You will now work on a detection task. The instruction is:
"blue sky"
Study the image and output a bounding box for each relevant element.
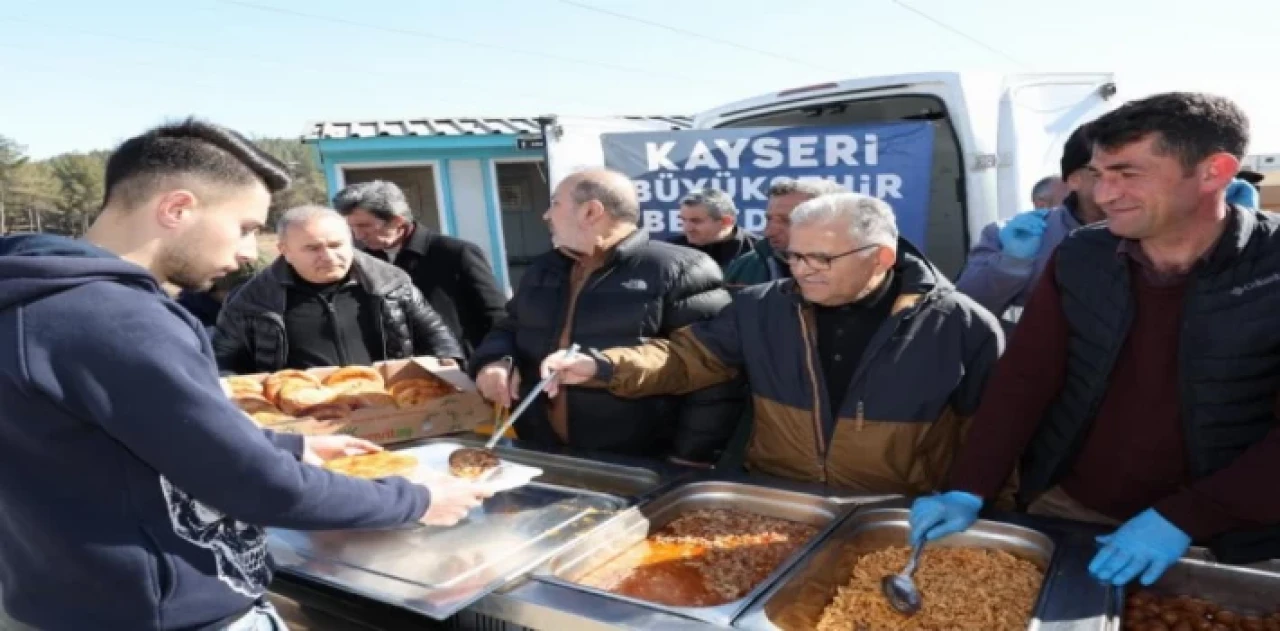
[3,0,1277,158]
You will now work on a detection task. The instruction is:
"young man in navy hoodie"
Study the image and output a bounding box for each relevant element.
[0,119,491,631]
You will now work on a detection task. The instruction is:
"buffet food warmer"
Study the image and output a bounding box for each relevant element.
[267,436,675,620]
[1114,552,1280,631]
[532,480,860,627]
[735,505,1069,630]
[267,437,1280,631]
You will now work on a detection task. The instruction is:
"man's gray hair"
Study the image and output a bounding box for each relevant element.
[332,180,414,222]
[276,204,347,237]
[1031,176,1062,205]
[789,193,899,248]
[768,176,849,200]
[680,187,738,221]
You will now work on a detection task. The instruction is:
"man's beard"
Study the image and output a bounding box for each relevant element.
[157,243,216,292]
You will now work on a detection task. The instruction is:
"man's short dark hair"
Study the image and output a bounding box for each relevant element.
[332,180,414,222]
[680,187,738,221]
[1059,123,1092,179]
[104,117,291,209]
[1088,92,1250,172]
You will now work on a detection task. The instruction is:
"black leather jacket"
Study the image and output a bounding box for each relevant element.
[470,229,745,463]
[212,251,464,375]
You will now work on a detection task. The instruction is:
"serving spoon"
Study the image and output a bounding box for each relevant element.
[881,539,926,615]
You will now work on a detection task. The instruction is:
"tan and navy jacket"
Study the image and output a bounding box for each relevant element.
[593,240,1006,495]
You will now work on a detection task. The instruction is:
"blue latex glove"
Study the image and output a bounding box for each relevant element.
[1226,178,1260,208]
[908,491,984,546]
[998,209,1050,260]
[1088,509,1191,587]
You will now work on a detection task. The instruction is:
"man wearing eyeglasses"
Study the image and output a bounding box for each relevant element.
[723,177,848,288]
[540,192,1005,494]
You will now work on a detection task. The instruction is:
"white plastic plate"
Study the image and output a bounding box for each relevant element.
[410,442,542,493]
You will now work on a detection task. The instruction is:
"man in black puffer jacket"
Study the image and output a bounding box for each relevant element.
[213,206,463,374]
[471,169,744,466]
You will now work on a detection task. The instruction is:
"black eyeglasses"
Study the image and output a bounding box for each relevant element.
[779,243,879,270]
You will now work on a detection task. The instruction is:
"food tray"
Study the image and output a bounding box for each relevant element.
[1116,552,1280,630]
[225,357,488,444]
[532,480,851,627]
[267,444,626,620]
[734,506,1060,631]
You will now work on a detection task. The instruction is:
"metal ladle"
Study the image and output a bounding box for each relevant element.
[484,343,581,450]
[881,540,926,615]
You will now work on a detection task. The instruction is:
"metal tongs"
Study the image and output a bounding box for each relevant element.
[483,343,581,451]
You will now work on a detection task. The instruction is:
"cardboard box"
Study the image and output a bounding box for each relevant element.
[222,357,488,445]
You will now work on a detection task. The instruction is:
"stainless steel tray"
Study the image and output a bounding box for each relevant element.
[1111,550,1280,628]
[734,507,1058,631]
[267,444,627,621]
[532,480,851,627]
[413,435,664,499]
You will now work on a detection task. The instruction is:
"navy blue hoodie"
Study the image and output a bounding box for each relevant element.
[0,234,430,630]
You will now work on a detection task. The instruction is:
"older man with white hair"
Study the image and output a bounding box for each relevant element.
[213,205,463,375]
[541,192,1006,493]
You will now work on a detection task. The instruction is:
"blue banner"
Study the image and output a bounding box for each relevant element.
[602,122,935,245]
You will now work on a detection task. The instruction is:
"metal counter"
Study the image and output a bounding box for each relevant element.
[269,440,1279,630]
[462,497,1118,631]
[268,436,681,621]
[272,469,899,629]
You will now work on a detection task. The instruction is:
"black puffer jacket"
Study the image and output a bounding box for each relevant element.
[213,251,463,375]
[470,229,745,462]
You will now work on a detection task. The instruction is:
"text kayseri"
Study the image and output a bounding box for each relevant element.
[644,133,881,171]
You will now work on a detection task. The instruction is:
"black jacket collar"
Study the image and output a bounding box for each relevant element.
[242,250,410,315]
[1202,205,1253,274]
[551,228,649,272]
[400,221,433,257]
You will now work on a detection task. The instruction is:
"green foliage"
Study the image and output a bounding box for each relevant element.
[48,153,106,232]
[253,137,329,230]
[0,136,29,182]
[0,134,326,235]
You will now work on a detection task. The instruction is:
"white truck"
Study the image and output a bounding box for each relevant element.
[541,71,1121,277]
